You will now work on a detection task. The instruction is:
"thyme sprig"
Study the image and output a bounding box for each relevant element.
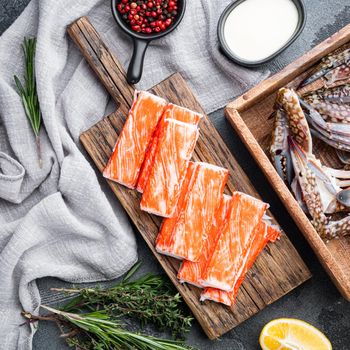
[23,307,196,350]
[14,37,42,167]
[51,263,193,338]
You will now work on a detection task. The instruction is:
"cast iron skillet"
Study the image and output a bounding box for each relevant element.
[217,0,306,67]
[111,0,186,84]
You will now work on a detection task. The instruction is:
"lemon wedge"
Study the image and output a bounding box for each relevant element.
[259,318,332,350]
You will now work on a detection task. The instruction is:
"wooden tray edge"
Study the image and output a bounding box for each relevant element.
[225,106,350,301]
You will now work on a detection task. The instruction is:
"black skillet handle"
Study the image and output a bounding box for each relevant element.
[127,38,150,84]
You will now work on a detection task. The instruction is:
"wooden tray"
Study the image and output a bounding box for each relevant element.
[226,24,350,301]
[68,16,311,339]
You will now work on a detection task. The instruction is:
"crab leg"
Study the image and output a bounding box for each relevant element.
[324,215,350,239]
[323,167,350,188]
[292,134,350,212]
[306,159,347,210]
[336,180,350,188]
[336,150,350,164]
[323,83,350,104]
[277,88,313,153]
[297,98,350,151]
[301,98,350,136]
[269,109,294,185]
[303,84,350,104]
[296,99,350,182]
[306,116,350,146]
[299,47,350,88]
[310,128,350,152]
[308,100,350,123]
[309,123,350,148]
[324,167,350,179]
[288,137,329,233]
[291,177,309,214]
[324,64,350,86]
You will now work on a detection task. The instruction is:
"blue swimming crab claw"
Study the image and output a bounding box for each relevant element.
[277,88,313,154]
[269,109,294,185]
[289,136,350,239]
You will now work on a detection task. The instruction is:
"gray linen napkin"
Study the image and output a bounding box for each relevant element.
[0,0,268,349]
[0,1,139,349]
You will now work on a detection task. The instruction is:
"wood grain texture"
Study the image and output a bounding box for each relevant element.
[226,24,350,300]
[68,16,311,339]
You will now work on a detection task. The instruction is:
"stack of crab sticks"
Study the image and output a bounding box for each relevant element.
[104,91,280,307]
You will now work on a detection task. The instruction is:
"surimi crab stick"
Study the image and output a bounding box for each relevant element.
[137,104,203,193]
[167,163,228,261]
[200,223,280,306]
[156,162,198,254]
[103,91,167,188]
[155,162,229,261]
[177,194,232,287]
[140,118,199,217]
[200,192,268,292]
[232,224,280,296]
[102,89,280,308]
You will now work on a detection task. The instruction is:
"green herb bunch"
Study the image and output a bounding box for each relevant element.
[31,306,196,350]
[53,263,193,338]
[22,263,196,350]
[14,37,43,167]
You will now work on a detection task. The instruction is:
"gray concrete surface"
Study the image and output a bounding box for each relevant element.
[1,1,350,349]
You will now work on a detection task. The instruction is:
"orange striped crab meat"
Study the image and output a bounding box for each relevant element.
[200,192,268,292]
[200,223,280,306]
[177,194,232,287]
[140,118,199,217]
[156,161,198,253]
[155,162,229,261]
[103,91,167,188]
[137,104,203,192]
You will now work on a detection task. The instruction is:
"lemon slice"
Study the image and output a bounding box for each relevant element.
[259,318,332,350]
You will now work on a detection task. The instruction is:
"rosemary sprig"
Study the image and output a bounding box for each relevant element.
[23,306,196,350]
[14,37,42,167]
[52,263,193,338]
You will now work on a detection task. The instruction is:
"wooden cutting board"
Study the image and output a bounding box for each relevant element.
[225,24,350,301]
[68,16,311,339]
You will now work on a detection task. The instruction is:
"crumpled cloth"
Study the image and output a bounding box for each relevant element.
[0,0,268,348]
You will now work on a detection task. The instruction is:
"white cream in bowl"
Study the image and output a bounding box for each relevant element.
[223,0,300,62]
